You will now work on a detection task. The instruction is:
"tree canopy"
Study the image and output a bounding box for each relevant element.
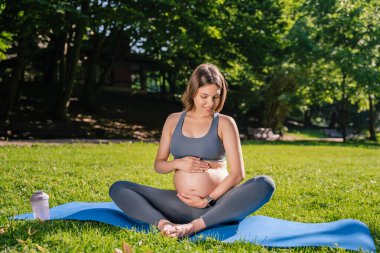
[0,0,379,141]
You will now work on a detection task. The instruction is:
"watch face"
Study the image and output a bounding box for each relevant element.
[208,198,216,206]
[206,196,216,207]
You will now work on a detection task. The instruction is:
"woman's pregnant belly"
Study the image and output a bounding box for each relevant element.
[174,168,229,198]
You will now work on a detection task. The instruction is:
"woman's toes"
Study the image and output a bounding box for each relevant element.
[162,225,173,235]
[174,223,194,238]
[168,231,179,238]
[161,222,182,238]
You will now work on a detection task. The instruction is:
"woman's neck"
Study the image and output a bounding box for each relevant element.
[187,109,213,119]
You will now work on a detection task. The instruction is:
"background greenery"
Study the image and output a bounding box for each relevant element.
[0,0,379,141]
[0,142,379,252]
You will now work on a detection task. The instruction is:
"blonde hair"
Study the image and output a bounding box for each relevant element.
[182,63,228,112]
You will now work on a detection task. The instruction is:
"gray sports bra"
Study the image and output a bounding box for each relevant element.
[170,111,226,161]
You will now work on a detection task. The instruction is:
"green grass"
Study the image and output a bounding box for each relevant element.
[285,129,328,140]
[0,142,379,252]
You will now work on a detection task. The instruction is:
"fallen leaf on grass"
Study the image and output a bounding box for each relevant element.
[0,227,7,234]
[27,227,38,236]
[114,248,123,253]
[36,244,47,252]
[122,241,133,253]
[16,238,26,244]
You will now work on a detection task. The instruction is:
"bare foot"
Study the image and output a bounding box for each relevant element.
[171,218,207,238]
[157,219,178,237]
[172,223,195,238]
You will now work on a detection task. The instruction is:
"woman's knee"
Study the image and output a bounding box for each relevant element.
[247,175,276,194]
[258,175,276,190]
[109,180,132,199]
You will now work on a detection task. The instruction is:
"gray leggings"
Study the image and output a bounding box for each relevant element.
[109,175,275,228]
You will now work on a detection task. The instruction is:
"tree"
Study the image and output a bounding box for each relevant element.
[54,1,89,119]
[287,0,380,141]
[0,0,39,121]
[0,3,12,61]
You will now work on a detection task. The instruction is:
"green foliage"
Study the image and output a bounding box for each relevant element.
[0,0,378,134]
[288,0,380,109]
[0,142,379,252]
[0,31,12,60]
[0,3,12,60]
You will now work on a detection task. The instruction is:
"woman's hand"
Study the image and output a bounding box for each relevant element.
[177,193,208,208]
[176,156,210,173]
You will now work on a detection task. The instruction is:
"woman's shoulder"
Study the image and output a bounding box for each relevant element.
[217,113,236,127]
[166,111,184,123]
[217,113,238,138]
[163,111,184,131]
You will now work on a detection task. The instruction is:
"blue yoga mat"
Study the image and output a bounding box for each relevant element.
[13,202,376,252]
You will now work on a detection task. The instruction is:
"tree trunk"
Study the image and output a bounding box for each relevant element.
[304,109,312,128]
[340,72,347,141]
[140,66,147,91]
[168,70,177,100]
[0,37,28,121]
[45,28,68,112]
[43,40,59,88]
[329,111,337,128]
[82,33,105,111]
[368,94,377,141]
[160,71,167,99]
[97,29,127,88]
[57,28,68,104]
[56,2,88,119]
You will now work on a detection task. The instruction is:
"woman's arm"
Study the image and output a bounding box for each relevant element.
[154,114,178,174]
[208,116,245,200]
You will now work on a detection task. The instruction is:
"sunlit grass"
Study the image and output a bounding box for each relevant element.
[285,129,328,140]
[0,142,379,252]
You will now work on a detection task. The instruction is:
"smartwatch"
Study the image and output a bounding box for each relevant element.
[206,195,216,207]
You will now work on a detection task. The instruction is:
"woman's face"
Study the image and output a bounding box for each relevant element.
[193,84,221,116]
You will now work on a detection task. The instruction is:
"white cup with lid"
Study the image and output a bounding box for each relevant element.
[30,190,50,220]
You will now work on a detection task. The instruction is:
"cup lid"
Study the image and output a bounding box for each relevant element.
[30,190,49,202]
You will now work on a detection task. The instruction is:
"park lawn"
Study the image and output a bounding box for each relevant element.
[0,142,379,252]
[285,129,329,141]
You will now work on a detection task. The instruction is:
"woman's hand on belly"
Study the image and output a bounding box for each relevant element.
[175,156,210,173]
[177,192,207,208]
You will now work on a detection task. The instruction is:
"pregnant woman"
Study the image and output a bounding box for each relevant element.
[109,63,275,238]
